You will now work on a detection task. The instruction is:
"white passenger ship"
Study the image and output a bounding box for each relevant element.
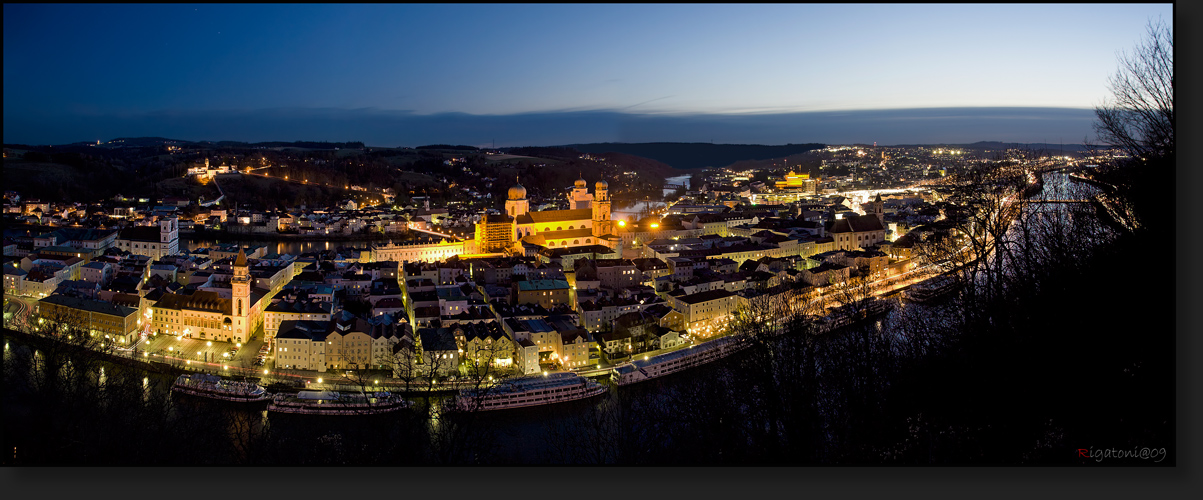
[446,372,608,412]
[267,390,411,415]
[611,334,751,386]
[172,374,269,403]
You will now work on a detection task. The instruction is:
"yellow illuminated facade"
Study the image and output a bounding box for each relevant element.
[774,171,812,189]
[476,177,619,254]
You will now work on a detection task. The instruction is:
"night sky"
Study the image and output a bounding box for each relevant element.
[3,4,1170,146]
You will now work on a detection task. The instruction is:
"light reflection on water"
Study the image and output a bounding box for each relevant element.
[664,174,691,196]
[184,238,380,256]
[612,200,667,221]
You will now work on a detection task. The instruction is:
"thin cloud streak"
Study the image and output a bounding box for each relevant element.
[622,96,675,111]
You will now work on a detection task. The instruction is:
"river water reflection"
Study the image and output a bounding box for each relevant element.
[610,174,691,221]
[184,238,384,256]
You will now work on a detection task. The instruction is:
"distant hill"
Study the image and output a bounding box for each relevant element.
[886,141,1092,152]
[415,144,478,151]
[591,151,676,178]
[104,137,193,147]
[562,142,826,170]
[501,146,580,160]
[205,140,365,150]
[52,137,368,150]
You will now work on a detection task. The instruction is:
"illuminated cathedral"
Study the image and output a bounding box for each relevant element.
[475,176,620,254]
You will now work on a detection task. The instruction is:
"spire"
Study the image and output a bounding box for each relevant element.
[234,247,247,267]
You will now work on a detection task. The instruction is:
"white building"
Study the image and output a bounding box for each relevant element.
[116,217,180,260]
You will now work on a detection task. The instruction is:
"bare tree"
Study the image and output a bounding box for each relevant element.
[457,326,518,386]
[1094,19,1173,163]
[388,339,424,393]
[1089,18,1173,235]
[925,158,1029,310]
[421,348,503,464]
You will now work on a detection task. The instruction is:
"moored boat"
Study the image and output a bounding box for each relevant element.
[267,390,410,415]
[611,334,750,386]
[172,374,269,402]
[904,275,960,303]
[813,296,896,334]
[446,372,608,412]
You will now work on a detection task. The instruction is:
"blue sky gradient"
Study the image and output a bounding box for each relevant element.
[3,4,1171,146]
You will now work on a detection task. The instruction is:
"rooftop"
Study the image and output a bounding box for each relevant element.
[516,279,570,291]
[39,293,137,317]
[677,289,736,305]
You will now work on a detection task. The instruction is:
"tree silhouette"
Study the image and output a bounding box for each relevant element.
[1093,19,1173,163]
[1089,18,1173,235]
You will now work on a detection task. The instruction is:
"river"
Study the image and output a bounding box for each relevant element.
[610,173,691,221]
[183,237,385,256]
[663,173,692,196]
[1041,170,1101,200]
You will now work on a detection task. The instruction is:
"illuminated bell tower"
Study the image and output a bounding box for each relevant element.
[870,194,884,225]
[159,216,179,257]
[504,179,529,218]
[231,248,251,343]
[592,180,614,237]
[569,174,594,209]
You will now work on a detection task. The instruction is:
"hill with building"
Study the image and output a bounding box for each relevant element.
[562,142,826,170]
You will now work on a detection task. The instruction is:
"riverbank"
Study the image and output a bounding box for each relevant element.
[182,228,407,243]
[3,327,176,375]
